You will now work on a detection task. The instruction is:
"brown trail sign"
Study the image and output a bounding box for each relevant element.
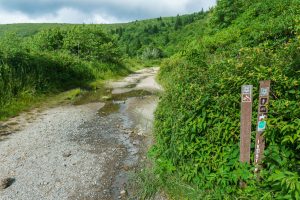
[240,85,253,164]
[254,80,271,172]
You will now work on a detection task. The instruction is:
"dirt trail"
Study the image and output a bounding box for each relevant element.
[0,67,162,200]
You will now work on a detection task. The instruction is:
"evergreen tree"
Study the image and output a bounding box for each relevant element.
[174,14,182,30]
[152,25,159,34]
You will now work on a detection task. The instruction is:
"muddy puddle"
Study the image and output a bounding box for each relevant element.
[72,86,112,105]
[74,87,154,116]
[98,90,154,116]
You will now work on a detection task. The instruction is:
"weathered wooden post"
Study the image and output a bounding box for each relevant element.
[239,85,253,188]
[240,85,253,163]
[254,80,271,172]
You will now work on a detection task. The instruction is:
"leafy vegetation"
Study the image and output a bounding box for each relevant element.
[0,25,130,120]
[153,0,300,199]
[0,23,69,37]
[107,11,207,58]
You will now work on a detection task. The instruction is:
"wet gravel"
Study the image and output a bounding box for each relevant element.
[0,67,162,200]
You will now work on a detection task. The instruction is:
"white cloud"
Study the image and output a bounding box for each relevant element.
[0,8,30,24]
[0,7,118,24]
[0,0,216,24]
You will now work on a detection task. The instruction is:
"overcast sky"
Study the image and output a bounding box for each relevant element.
[0,0,216,24]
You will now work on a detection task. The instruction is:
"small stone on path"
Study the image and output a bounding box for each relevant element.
[0,177,13,190]
[120,190,126,196]
[63,151,72,157]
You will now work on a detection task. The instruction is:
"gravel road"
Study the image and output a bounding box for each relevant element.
[0,67,162,200]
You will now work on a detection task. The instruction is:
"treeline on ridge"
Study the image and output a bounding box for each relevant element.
[108,11,207,58]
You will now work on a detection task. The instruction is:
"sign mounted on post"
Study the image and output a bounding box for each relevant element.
[240,85,253,164]
[254,80,271,170]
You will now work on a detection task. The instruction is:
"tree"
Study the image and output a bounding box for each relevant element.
[152,25,159,34]
[211,0,246,28]
[164,34,170,45]
[34,28,65,51]
[174,14,183,30]
[135,39,142,50]
[62,26,120,62]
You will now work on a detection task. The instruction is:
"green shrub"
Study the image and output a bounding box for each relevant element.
[154,0,300,198]
[0,25,125,119]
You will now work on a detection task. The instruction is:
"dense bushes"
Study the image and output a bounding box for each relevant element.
[33,26,122,63]
[154,0,300,198]
[0,26,123,118]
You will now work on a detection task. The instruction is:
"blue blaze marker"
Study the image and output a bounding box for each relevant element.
[257,121,266,131]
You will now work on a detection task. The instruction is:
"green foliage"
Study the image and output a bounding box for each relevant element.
[33,27,65,51]
[141,47,163,60]
[154,0,300,199]
[266,170,300,199]
[105,11,207,57]
[0,25,125,119]
[210,0,249,28]
[174,14,183,30]
[33,26,122,63]
[0,23,69,37]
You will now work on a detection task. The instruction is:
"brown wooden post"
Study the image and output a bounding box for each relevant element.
[240,85,253,164]
[254,80,271,172]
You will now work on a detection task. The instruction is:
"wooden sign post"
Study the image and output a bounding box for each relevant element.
[240,85,253,164]
[254,80,271,172]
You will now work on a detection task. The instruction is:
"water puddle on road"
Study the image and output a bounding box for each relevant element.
[98,102,121,116]
[98,89,156,199]
[98,90,153,116]
[73,86,112,105]
[72,68,160,199]
[74,87,153,116]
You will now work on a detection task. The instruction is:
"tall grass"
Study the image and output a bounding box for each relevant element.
[0,26,127,119]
